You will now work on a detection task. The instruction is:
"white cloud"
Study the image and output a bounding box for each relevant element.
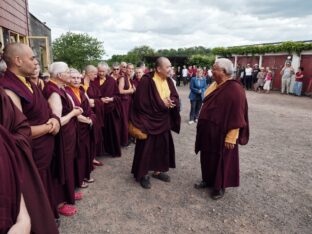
[28,0,312,58]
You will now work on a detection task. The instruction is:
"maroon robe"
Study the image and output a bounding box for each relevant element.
[195,80,249,190]
[86,81,105,157]
[42,81,77,205]
[130,72,181,181]
[119,75,133,145]
[132,78,141,89]
[0,70,59,218]
[0,127,21,233]
[95,75,122,157]
[65,86,96,187]
[0,87,58,234]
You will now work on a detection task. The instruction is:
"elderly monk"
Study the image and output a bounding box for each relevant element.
[66,68,96,187]
[130,57,181,189]
[0,87,59,233]
[132,67,144,89]
[0,43,61,219]
[96,62,122,157]
[119,63,135,146]
[43,62,83,216]
[195,58,249,200]
[83,65,105,166]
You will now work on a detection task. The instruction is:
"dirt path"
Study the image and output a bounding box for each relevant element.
[60,86,312,234]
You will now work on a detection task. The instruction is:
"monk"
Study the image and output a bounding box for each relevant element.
[130,57,181,189]
[83,65,105,165]
[0,87,58,233]
[195,58,249,200]
[66,68,96,187]
[0,43,61,219]
[118,63,135,146]
[43,62,83,216]
[30,64,45,90]
[132,67,144,88]
[96,62,122,157]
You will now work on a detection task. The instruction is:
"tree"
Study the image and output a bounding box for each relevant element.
[189,54,215,68]
[52,32,105,71]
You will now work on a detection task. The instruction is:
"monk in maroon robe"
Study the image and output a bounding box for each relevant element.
[132,67,144,89]
[118,63,135,146]
[83,65,105,164]
[195,58,249,200]
[66,68,96,187]
[130,57,181,189]
[42,62,82,215]
[0,43,61,219]
[0,87,58,233]
[96,63,122,157]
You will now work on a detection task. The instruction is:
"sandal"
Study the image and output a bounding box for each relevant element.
[74,191,83,200]
[84,178,95,183]
[58,205,77,216]
[80,181,88,188]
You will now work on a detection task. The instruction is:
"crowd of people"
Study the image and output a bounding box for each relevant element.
[235,62,305,96]
[0,43,250,234]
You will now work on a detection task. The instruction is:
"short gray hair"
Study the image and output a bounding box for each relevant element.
[0,60,7,73]
[85,65,97,73]
[49,62,69,78]
[98,62,109,70]
[215,58,234,76]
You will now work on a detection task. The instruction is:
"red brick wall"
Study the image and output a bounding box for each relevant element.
[0,0,28,35]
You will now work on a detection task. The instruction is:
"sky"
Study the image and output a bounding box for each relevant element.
[28,0,312,59]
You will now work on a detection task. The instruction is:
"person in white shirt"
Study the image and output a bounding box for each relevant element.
[244,64,253,90]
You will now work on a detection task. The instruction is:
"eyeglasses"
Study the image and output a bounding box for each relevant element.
[113,68,120,71]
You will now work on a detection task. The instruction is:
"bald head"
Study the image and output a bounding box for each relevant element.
[155,57,172,79]
[85,65,98,81]
[2,43,38,77]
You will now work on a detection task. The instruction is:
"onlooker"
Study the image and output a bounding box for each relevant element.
[182,65,188,86]
[263,69,273,93]
[293,67,304,96]
[280,61,295,94]
[188,68,207,124]
[252,64,260,90]
[254,67,266,92]
[244,64,253,90]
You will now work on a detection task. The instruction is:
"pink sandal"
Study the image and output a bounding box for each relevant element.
[58,204,77,216]
[74,191,83,200]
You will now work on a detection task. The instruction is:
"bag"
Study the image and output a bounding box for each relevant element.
[128,121,148,140]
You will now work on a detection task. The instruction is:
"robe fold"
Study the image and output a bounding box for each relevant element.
[86,81,105,157]
[66,86,96,186]
[43,81,77,205]
[0,87,58,234]
[0,70,59,218]
[130,72,181,180]
[195,80,249,190]
[95,76,122,157]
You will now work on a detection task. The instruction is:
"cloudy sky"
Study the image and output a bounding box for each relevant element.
[28,0,312,58]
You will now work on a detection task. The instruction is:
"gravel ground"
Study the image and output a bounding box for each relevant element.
[59,86,312,234]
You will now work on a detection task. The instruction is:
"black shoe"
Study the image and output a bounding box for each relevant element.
[211,188,225,200]
[140,175,151,189]
[194,181,209,189]
[152,172,170,182]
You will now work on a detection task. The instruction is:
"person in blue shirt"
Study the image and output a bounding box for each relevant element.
[188,68,208,124]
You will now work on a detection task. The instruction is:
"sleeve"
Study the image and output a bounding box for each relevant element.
[225,128,239,144]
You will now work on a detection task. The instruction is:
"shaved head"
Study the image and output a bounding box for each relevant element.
[155,57,170,69]
[155,57,172,79]
[85,65,97,74]
[2,43,38,77]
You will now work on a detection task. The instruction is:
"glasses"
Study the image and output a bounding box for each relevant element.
[113,68,120,71]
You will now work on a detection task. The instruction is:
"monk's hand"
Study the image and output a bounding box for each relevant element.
[168,99,176,108]
[89,99,95,107]
[224,142,235,150]
[163,98,171,108]
[47,118,60,135]
[72,106,83,116]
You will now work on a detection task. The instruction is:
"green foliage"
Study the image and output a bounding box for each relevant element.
[52,32,105,71]
[188,54,215,67]
[212,41,312,56]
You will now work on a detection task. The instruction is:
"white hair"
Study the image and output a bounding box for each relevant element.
[97,62,109,70]
[85,65,97,73]
[49,62,69,78]
[215,58,234,76]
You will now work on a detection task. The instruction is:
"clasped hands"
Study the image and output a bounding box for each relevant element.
[163,97,176,108]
